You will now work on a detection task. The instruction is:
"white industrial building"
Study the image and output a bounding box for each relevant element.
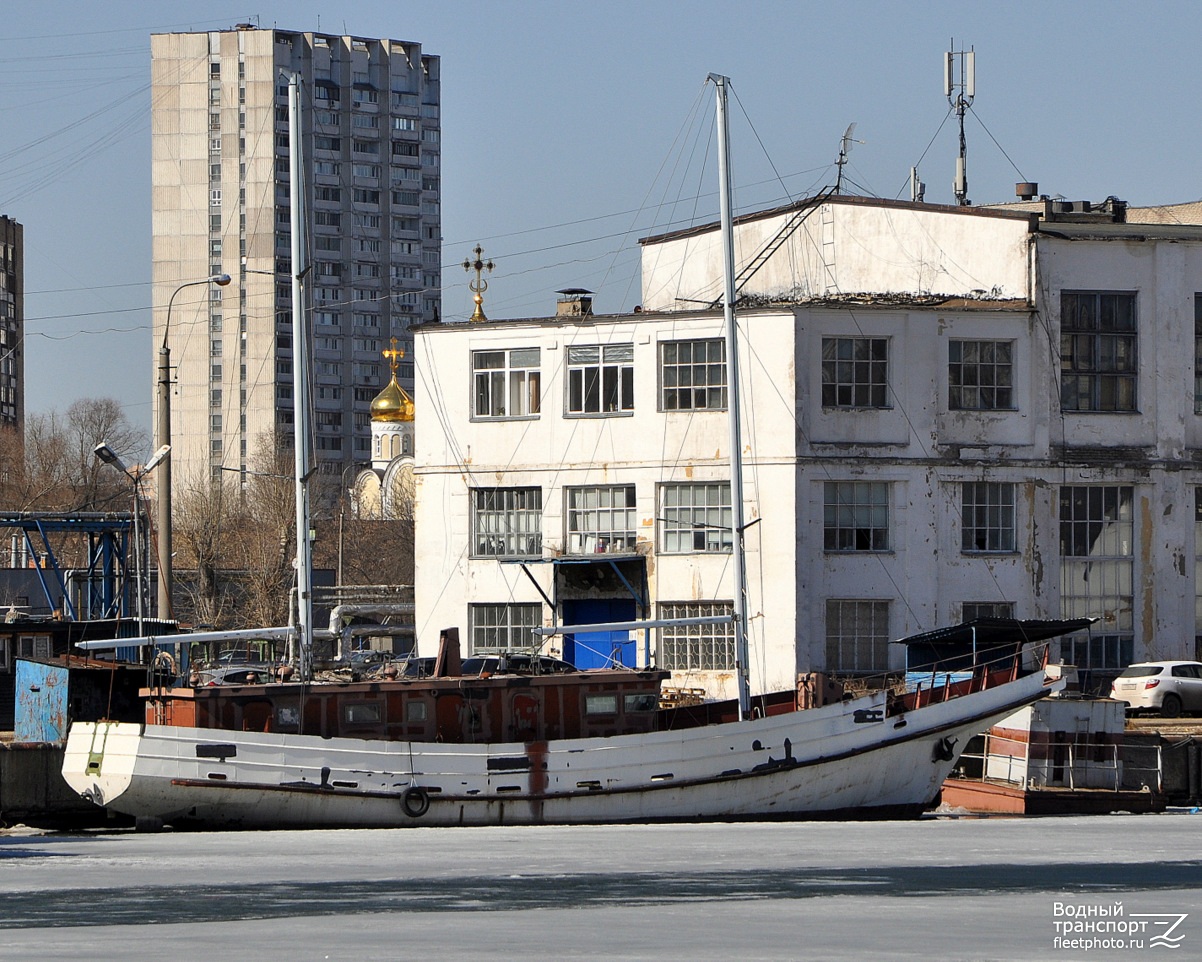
[412,193,1202,698]
[151,25,439,488]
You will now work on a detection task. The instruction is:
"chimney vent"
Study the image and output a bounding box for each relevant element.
[1016,182,1038,201]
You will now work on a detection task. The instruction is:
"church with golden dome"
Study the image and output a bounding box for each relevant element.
[352,339,415,520]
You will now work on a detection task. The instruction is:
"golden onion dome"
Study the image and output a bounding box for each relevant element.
[370,375,414,422]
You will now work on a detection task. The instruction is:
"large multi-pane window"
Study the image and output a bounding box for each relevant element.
[567,344,634,415]
[821,337,888,408]
[1194,296,1202,415]
[949,340,1013,410]
[1060,485,1134,669]
[660,338,726,411]
[1195,489,1202,658]
[961,601,1014,622]
[659,482,732,553]
[658,601,735,671]
[471,487,542,558]
[961,482,1016,553]
[825,600,890,674]
[1060,291,1137,412]
[469,603,542,654]
[824,482,889,552]
[472,348,540,418]
[566,485,637,554]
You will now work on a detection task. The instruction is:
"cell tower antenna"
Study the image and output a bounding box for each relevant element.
[945,40,975,206]
[834,123,863,195]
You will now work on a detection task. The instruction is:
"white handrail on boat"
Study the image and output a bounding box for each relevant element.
[532,615,736,637]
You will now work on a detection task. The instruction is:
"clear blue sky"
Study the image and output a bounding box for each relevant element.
[5,0,1198,444]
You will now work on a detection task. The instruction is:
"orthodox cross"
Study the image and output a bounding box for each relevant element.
[382,336,404,378]
[462,244,494,322]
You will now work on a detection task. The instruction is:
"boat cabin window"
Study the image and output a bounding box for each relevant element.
[275,705,300,730]
[406,700,427,722]
[585,695,617,716]
[344,703,383,725]
[624,693,658,713]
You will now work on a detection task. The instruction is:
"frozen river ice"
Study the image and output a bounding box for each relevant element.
[1,812,1199,960]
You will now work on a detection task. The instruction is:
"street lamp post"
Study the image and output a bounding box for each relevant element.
[158,273,231,619]
[94,442,171,636]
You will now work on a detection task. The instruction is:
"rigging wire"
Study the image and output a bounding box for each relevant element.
[966,103,1029,182]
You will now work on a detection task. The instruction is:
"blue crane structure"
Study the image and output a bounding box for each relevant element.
[0,512,142,620]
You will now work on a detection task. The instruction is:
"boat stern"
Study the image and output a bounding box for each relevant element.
[62,721,141,811]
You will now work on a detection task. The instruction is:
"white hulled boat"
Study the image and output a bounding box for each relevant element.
[62,75,1069,830]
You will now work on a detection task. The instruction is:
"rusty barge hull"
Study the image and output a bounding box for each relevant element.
[62,669,1056,829]
[940,778,1164,815]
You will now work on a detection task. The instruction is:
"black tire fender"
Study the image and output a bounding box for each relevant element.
[402,785,430,818]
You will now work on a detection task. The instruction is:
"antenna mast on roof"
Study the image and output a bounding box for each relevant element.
[944,40,975,206]
[834,123,862,194]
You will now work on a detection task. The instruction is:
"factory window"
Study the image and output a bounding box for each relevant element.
[1060,291,1137,412]
[949,340,1014,410]
[961,482,1016,553]
[1194,296,1202,415]
[659,482,731,554]
[657,601,735,671]
[565,485,637,554]
[821,337,889,408]
[659,338,726,411]
[472,348,540,419]
[825,600,890,674]
[468,603,542,654]
[1196,490,1202,658]
[566,344,633,415]
[1059,485,1134,669]
[471,488,542,559]
[824,482,889,552]
[961,602,1014,622]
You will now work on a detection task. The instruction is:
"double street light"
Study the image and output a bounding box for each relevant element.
[94,442,171,633]
[157,273,231,618]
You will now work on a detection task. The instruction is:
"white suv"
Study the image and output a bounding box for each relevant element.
[1109,661,1202,717]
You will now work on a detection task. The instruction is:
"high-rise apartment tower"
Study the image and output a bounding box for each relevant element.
[0,216,22,435]
[151,25,440,487]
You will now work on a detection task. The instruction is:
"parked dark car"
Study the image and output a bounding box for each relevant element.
[460,653,576,676]
[193,666,273,686]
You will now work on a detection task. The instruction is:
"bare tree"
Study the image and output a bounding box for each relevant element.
[0,399,146,574]
[172,470,238,627]
[8,398,146,513]
[234,432,297,627]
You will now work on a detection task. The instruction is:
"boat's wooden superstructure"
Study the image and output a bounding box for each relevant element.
[145,668,669,744]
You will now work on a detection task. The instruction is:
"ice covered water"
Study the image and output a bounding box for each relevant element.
[2,814,1200,960]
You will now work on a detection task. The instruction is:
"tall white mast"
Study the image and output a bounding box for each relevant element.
[288,72,314,678]
[708,73,752,720]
